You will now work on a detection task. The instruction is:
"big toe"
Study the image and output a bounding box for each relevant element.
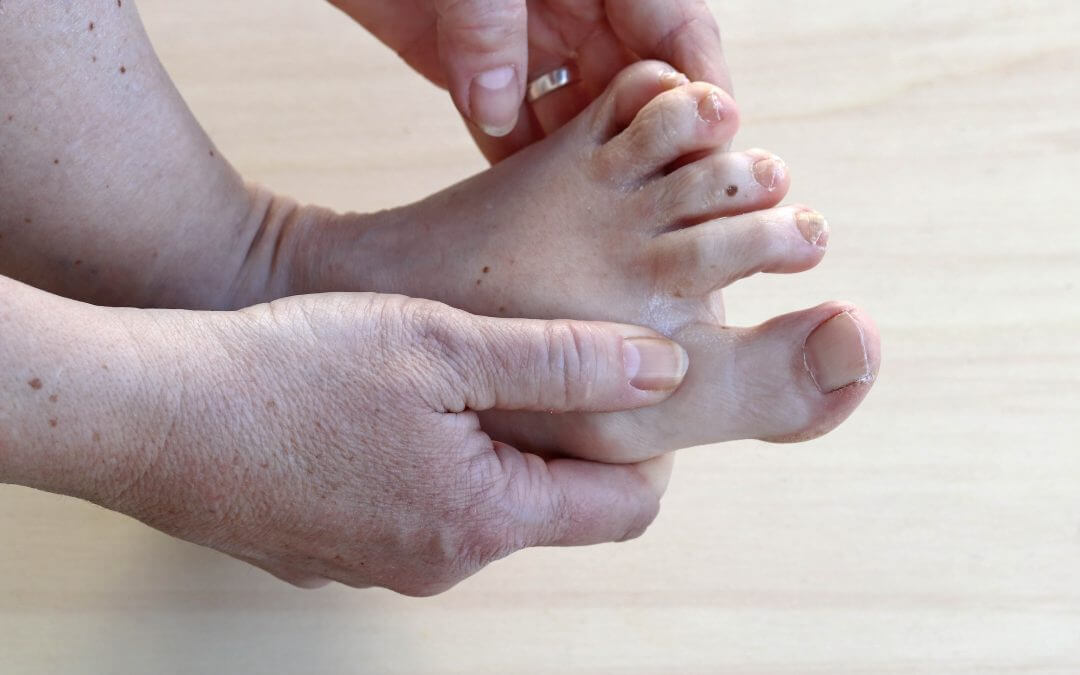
[674,303,881,446]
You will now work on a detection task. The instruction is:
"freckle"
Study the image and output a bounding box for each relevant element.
[726,185,739,197]
[674,289,684,298]
[266,399,277,410]
[53,159,60,165]
[5,114,12,122]
[498,306,506,313]
[74,260,83,266]
[89,21,95,31]
[23,218,32,224]
[482,266,490,274]
[475,279,482,286]
[117,0,122,6]
[209,149,215,157]
[28,378,42,390]
[49,394,58,403]
[92,432,102,442]
[151,249,159,259]
[49,419,58,428]
[119,66,126,74]
[101,363,109,371]
[92,55,97,63]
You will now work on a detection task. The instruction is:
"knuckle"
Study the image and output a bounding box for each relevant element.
[540,321,598,410]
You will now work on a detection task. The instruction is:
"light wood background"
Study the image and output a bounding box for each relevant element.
[3,1,1079,672]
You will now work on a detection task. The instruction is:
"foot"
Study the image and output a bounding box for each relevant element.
[294,61,881,462]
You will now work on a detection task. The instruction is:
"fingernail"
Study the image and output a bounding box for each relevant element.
[471,66,520,137]
[697,91,727,124]
[803,312,871,393]
[752,156,785,191]
[625,337,689,392]
[659,70,690,89]
[795,210,830,247]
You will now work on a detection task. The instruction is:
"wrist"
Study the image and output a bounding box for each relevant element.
[0,278,187,507]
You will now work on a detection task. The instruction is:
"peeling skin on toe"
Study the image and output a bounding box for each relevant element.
[696,92,726,124]
[659,71,690,90]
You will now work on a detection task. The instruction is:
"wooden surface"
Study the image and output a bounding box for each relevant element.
[3,1,1079,672]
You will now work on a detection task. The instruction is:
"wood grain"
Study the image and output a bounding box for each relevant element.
[2,0,1078,672]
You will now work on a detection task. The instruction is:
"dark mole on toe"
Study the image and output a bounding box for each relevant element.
[29,378,42,390]
[726,185,739,197]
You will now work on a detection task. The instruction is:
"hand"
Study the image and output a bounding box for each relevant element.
[98,293,686,594]
[332,0,731,162]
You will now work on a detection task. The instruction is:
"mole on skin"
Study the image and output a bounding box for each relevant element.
[29,378,43,390]
[726,185,739,197]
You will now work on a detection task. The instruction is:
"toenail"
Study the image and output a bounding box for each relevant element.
[803,312,872,394]
[659,70,691,89]
[625,337,690,392]
[795,210,830,247]
[753,157,785,191]
[697,92,727,124]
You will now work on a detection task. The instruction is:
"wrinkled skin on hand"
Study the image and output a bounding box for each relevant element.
[106,293,676,594]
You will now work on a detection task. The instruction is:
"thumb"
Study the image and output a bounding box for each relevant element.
[418,309,689,414]
[434,0,528,137]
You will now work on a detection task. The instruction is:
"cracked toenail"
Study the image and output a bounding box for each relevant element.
[753,157,784,191]
[804,312,871,394]
[659,70,690,88]
[796,210,829,247]
[697,92,726,124]
[625,337,690,392]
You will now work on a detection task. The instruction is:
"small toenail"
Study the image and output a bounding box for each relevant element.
[625,337,690,392]
[795,210,830,247]
[752,157,785,191]
[659,70,690,89]
[803,312,872,394]
[697,92,726,124]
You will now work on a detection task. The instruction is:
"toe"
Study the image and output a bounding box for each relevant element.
[684,303,882,444]
[598,82,740,183]
[649,205,830,297]
[650,149,791,227]
[591,60,691,138]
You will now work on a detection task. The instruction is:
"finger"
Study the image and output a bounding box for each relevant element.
[607,0,734,95]
[414,307,689,413]
[435,0,528,137]
[493,443,672,547]
[528,30,631,136]
[466,103,544,164]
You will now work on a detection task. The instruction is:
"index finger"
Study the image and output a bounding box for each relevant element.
[607,0,733,95]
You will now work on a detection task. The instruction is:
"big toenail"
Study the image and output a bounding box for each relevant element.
[803,312,871,394]
[796,210,830,247]
[625,337,690,392]
[659,70,690,88]
[697,92,726,124]
[753,157,785,191]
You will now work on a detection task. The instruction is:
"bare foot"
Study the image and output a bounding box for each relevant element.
[291,61,882,462]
